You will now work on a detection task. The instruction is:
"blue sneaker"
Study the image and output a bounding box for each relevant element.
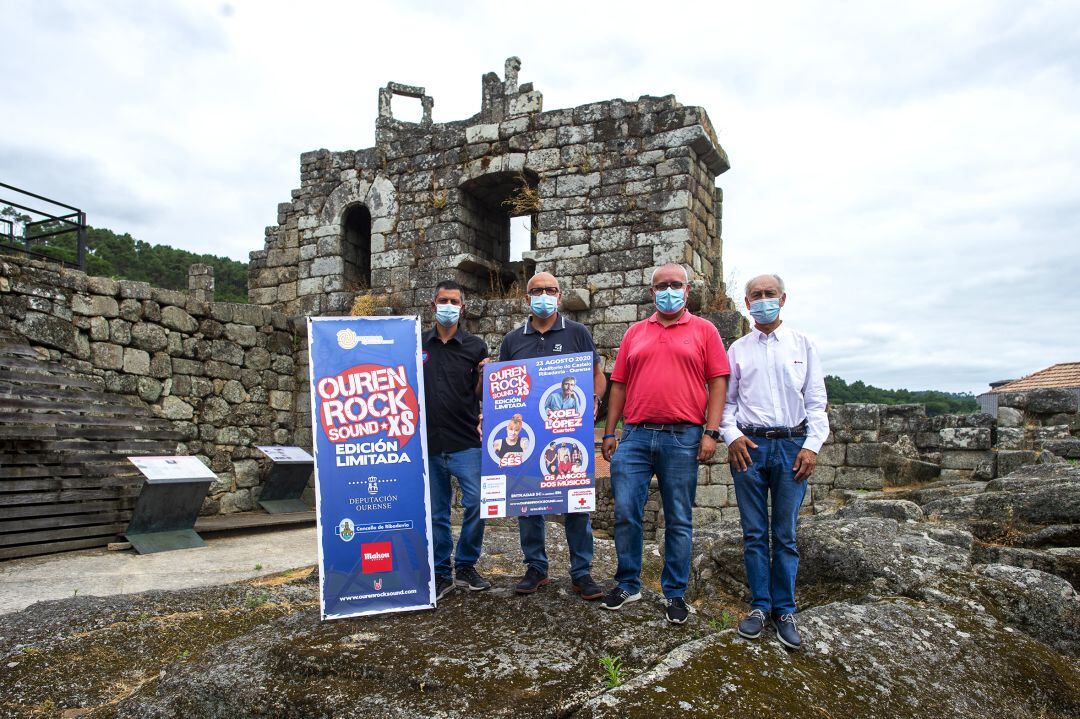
[775,613,802,650]
[738,609,768,639]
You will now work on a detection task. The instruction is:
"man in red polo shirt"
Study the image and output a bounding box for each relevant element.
[600,262,729,623]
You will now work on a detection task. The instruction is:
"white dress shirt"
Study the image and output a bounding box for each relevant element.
[720,323,829,453]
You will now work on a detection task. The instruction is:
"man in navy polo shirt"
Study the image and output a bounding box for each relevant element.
[423,280,490,601]
[498,271,607,600]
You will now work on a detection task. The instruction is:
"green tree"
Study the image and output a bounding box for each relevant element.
[825,375,978,415]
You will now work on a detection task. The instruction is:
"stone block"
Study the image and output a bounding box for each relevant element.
[225,323,258,347]
[161,305,198,333]
[817,442,845,466]
[90,342,124,370]
[161,396,194,420]
[234,460,262,489]
[828,404,881,431]
[994,427,1025,450]
[997,406,1024,428]
[72,294,119,318]
[15,312,75,352]
[845,442,884,467]
[119,280,152,300]
[940,450,993,470]
[561,288,591,311]
[122,347,150,375]
[938,427,991,450]
[1042,438,1080,458]
[86,276,119,295]
[269,390,293,411]
[995,449,1038,477]
[695,484,727,508]
[834,467,885,490]
[130,322,168,352]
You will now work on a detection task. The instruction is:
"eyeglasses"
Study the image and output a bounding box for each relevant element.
[527,287,559,297]
[652,281,686,291]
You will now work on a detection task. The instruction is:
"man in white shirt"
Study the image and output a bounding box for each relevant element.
[720,274,828,651]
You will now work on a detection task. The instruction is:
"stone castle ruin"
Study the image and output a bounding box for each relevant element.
[247,57,745,356]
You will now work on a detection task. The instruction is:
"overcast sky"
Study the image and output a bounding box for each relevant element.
[3,1,1078,394]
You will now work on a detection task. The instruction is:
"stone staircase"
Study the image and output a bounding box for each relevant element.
[0,331,184,559]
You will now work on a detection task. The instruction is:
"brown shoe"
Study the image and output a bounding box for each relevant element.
[571,573,603,600]
[515,566,550,594]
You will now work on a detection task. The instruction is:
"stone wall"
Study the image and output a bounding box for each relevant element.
[613,398,1077,540]
[0,255,299,515]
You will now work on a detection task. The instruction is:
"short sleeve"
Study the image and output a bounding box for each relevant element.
[703,322,730,379]
[610,326,635,383]
[498,336,510,362]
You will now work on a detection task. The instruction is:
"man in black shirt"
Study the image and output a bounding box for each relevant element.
[498,271,607,600]
[423,280,490,600]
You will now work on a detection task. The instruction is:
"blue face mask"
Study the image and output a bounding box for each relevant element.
[530,294,558,318]
[749,298,781,324]
[654,287,687,314]
[434,303,461,327]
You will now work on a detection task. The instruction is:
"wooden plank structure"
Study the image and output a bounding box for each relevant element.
[0,333,183,559]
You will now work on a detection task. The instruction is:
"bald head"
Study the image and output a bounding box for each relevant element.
[527,272,560,293]
[650,263,689,287]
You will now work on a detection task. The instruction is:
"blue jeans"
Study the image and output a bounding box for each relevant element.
[611,424,702,598]
[428,447,484,579]
[732,436,808,617]
[519,513,594,580]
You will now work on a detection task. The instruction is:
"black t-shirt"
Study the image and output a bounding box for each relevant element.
[422,326,488,454]
[498,313,600,363]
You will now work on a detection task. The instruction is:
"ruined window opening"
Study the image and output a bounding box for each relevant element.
[342,204,372,290]
[392,95,424,124]
[459,170,538,294]
[509,216,532,262]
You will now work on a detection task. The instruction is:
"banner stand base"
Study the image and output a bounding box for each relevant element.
[258,498,311,513]
[126,529,206,554]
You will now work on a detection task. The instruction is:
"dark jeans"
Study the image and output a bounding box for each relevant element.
[732,435,808,617]
[428,447,484,579]
[519,513,594,580]
[611,424,702,598]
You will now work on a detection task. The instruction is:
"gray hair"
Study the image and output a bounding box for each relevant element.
[650,263,690,285]
[744,274,785,297]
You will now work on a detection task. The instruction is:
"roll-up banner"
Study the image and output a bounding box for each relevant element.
[480,351,596,518]
[307,316,434,620]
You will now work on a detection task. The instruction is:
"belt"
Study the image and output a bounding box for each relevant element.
[627,422,698,432]
[738,421,808,439]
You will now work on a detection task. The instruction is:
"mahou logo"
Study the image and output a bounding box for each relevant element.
[316,363,419,444]
[361,542,393,573]
[489,365,531,400]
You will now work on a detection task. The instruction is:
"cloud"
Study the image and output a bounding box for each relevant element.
[2,0,1079,394]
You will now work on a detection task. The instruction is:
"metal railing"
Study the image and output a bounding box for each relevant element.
[0,182,87,270]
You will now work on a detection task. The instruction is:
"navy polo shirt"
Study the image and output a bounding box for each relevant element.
[422,325,488,454]
[498,313,600,364]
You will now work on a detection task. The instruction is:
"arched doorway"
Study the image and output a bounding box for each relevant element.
[342,204,372,290]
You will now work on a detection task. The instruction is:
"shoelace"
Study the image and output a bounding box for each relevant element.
[778,613,796,626]
[748,609,767,622]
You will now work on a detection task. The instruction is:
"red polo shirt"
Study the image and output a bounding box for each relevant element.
[610,311,730,425]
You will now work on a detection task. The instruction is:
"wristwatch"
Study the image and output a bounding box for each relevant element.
[703,429,721,441]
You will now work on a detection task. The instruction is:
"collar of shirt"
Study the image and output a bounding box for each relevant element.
[752,323,788,343]
[423,325,465,344]
[522,313,566,335]
[647,310,693,326]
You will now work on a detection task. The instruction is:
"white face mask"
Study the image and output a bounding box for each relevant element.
[434,304,461,327]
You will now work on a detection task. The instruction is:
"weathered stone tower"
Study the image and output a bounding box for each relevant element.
[248,57,744,360]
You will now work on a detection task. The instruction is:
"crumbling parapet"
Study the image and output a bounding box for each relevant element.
[187,263,214,302]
